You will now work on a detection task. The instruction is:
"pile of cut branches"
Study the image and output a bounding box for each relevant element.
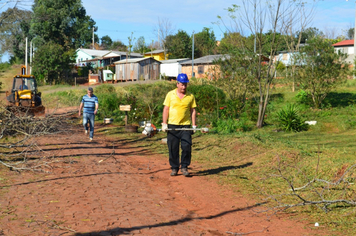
[0,104,76,172]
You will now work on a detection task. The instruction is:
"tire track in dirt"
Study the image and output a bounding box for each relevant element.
[0,124,327,235]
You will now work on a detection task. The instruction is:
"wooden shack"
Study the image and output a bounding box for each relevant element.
[114,58,161,81]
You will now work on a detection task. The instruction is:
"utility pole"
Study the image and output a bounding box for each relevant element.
[192,31,195,78]
[346,0,356,78]
[25,37,28,75]
[30,40,33,74]
[92,27,95,49]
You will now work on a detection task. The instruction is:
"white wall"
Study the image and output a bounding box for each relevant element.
[160,63,181,77]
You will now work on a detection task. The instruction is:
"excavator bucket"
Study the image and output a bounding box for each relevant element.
[32,105,46,117]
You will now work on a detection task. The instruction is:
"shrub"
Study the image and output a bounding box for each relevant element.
[212,118,251,134]
[187,84,226,114]
[277,104,309,132]
[295,89,312,105]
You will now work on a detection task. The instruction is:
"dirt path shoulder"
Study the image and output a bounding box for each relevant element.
[0,119,327,235]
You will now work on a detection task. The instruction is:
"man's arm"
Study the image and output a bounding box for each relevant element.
[94,102,99,115]
[162,105,169,124]
[79,102,83,116]
[191,108,196,126]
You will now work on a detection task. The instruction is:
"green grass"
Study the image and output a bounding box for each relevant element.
[4,74,356,234]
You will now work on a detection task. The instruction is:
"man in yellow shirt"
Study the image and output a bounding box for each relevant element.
[162,73,197,177]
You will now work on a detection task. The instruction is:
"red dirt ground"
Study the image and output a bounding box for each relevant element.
[0,109,329,235]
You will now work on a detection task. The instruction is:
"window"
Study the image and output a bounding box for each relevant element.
[198,65,204,74]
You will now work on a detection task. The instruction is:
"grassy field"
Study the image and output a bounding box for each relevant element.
[2,66,356,234]
[90,79,356,235]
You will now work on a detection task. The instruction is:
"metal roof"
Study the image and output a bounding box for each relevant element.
[160,58,190,64]
[144,49,164,55]
[103,51,143,58]
[180,55,227,65]
[114,57,162,64]
[76,48,111,57]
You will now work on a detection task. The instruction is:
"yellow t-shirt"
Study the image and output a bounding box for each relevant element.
[163,89,197,125]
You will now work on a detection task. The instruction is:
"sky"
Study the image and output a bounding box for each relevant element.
[1,0,356,61]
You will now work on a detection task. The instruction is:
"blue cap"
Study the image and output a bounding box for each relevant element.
[177,73,189,83]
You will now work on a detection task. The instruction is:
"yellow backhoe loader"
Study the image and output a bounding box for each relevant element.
[5,66,45,116]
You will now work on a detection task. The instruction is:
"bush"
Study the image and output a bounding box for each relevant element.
[295,89,312,106]
[277,104,309,132]
[187,84,226,114]
[212,118,251,134]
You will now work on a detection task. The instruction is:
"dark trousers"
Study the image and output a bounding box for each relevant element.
[167,124,192,170]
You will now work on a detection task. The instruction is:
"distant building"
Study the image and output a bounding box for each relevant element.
[332,39,355,63]
[160,58,190,80]
[114,58,161,81]
[144,49,168,61]
[75,49,110,67]
[75,48,143,68]
[180,55,227,79]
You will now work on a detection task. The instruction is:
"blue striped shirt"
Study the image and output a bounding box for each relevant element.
[81,94,98,114]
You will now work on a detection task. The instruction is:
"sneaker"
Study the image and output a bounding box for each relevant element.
[85,130,88,135]
[170,169,178,176]
[90,138,93,141]
[181,168,190,177]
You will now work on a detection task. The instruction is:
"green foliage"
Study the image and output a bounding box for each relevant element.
[166,30,192,59]
[295,36,352,109]
[0,7,31,60]
[133,36,150,54]
[218,99,240,119]
[194,27,216,58]
[187,84,226,114]
[100,35,113,49]
[212,118,251,134]
[0,62,11,73]
[30,0,96,49]
[277,104,309,132]
[212,54,257,104]
[77,66,90,77]
[32,42,75,84]
[295,89,312,105]
[110,40,127,51]
[276,61,286,71]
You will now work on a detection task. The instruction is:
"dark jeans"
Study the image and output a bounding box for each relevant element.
[83,112,95,138]
[167,124,192,170]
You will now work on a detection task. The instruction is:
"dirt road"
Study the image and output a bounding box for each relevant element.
[0,114,326,235]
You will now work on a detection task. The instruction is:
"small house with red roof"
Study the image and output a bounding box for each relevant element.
[332,39,355,63]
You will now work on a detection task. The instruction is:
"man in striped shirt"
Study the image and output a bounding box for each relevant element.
[79,87,99,141]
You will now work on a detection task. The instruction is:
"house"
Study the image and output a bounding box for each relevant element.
[180,55,227,79]
[75,48,110,67]
[101,51,143,66]
[332,39,355,63]
[160,58,190,80]
[114,58,161,81]
[144,49,168,61]
[75,49,143,68]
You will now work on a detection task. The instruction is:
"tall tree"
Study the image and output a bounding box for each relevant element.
[30,0,95,83]
[133,36,149,54]
[216,1,318,128]
[194,27,216,58]
[110,40,127,51]
[30,0,96,49]
[32,42,75,85]
[154,17,175,59]
[0,7,31,62]
[296,27,324,44]
[346,27,354,40]
[294,37,351,109]
[166,30,191,59]
[100,35,113,49]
